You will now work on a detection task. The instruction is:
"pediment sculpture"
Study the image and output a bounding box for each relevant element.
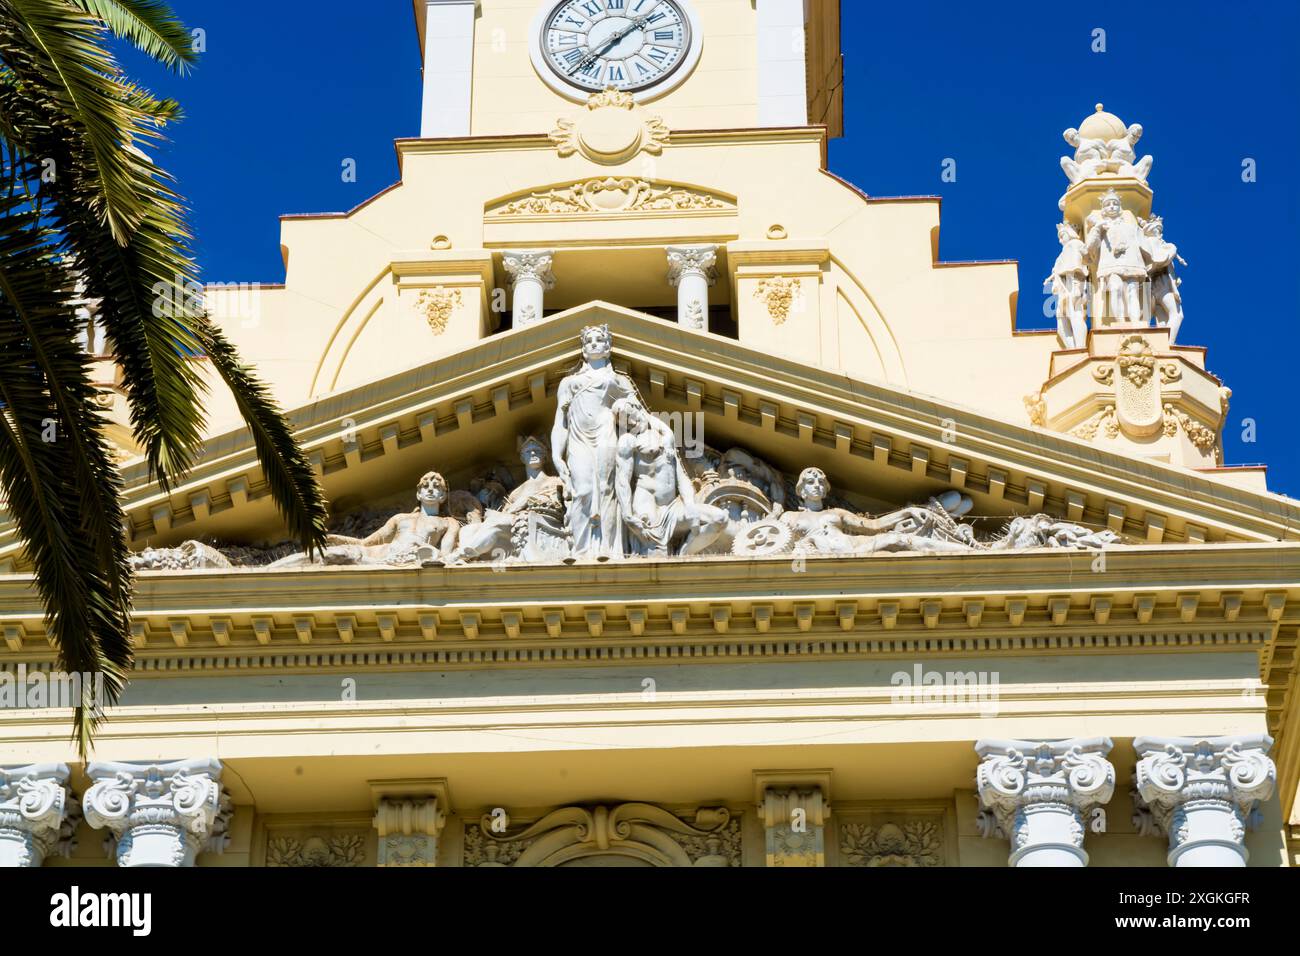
[133,329,1127,573]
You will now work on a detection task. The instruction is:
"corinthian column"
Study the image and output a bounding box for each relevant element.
[1133,735,1276,867]
[0,763,72,867]
[666,245,718,330]
[975,737,1115,867]
[84,759,230,867]
[503,250,555,329]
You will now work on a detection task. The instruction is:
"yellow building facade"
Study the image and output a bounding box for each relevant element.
[1,0,1298,869]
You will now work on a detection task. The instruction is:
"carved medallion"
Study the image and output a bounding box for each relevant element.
[549,87,670,165]
[266,832,367,867]
[840,820,943,867]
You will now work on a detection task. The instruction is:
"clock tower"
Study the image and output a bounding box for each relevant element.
[413,0,843,137]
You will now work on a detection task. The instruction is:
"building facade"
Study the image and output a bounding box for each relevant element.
[1,0,1298,868]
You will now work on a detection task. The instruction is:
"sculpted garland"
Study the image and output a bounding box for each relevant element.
[133,328,1121,572]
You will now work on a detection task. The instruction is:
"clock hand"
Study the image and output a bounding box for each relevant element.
[567,16,650,75]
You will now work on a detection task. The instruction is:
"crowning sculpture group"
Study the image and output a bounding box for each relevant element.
[1048,105,1186,349]
[134,326,1119,573]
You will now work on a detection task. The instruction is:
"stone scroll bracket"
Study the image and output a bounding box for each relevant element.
[370,778,451,867]
[754,769,833,867]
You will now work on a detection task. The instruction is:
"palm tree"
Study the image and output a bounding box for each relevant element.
[0,0,329,755]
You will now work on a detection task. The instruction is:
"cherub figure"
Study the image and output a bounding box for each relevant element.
[1104,123,1154,182]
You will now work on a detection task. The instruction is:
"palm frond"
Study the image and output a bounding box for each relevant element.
[0,193,130,756]
[69,0,196,74]
[195,318,329,557]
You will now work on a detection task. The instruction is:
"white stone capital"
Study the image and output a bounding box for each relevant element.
[1133,734,1275,867]
[0,763,72,867]
[503,250,556,289]
[975,737,1115,867]
[84,758,231,867]
[665,245,719,287]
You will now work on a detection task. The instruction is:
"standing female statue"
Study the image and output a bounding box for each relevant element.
[551,325,638,558]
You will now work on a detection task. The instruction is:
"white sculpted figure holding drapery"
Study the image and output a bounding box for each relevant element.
[551,325,637,558]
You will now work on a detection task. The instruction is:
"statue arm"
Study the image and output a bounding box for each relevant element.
[551,386,571,484]
[615,436,639,527]
[359,515,402,546]
[438,520,459,554]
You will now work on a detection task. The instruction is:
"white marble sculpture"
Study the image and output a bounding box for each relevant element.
[551,324,638,559]
[1086,190,1148,324]
[1140,216,1186,344]
[1104,123,1153,182]
[1047,221,1089,348]
[613,399,729,557]
[991,514,1118,550]
[271,471,459,568]
[449,436,568,564]
[129,539,232,571]
[776,468,977,555]
[1060,127,1111,185]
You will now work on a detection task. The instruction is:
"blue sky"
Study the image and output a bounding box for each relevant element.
[124,1,1300,499]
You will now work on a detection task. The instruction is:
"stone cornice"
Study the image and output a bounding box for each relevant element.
[0,545,1292,660]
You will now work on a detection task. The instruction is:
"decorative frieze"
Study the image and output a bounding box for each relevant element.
[840,819,943,867]
[1133,734,1276,867]
[83,759,230,867]
[975,737,1115,867]
[490,178,730,218]
[0,763,72,867]
[267,832,368,867]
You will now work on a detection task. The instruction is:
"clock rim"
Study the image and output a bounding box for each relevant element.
[529,0,704,105]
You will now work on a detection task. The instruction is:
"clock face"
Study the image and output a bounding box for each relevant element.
[538,0,694,95]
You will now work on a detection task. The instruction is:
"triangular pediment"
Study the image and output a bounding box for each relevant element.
[0,303,1295,571]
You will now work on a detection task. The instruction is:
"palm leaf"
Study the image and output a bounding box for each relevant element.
[195,318,329,556]
[70,0,196,73]
[0,193,130,756]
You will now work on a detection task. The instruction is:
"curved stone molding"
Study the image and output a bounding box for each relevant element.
[975,737,1115,867]
[0,763,71,867]
[1133,734,1276,867]
[84,759,230,867]
[466,802,738,867]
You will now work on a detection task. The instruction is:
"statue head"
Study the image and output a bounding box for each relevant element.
[1056,221,1080,244]
[1140,215,1164,237]
[416,471,448,510]
[1100,189,1123,218]
[580,324,612,362]
[611,397,647,434]
[517,435,550,468]
[795,467,830,505]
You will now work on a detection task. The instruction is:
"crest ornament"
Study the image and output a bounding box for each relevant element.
[549,86,671,165]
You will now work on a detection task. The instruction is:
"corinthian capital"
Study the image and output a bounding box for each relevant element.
[84,759,231,867]
[666,245,719,287]
[0,763,72,867]
[975,737,1115,866]
[502,250,556,289]
[1133,734,1275,866]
